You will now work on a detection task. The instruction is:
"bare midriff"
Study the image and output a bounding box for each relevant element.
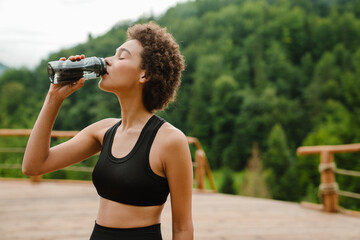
[95,197,165,228]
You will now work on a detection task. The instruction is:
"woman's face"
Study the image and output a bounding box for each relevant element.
[99,39,145,93]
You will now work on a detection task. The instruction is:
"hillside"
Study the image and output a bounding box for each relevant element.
[0,62,8,75]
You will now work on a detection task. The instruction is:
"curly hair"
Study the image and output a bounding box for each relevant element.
[127,21,185,112]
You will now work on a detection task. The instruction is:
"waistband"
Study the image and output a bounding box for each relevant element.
[94,221,161,232]
[90,221,162,240]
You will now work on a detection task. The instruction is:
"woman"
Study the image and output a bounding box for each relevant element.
[22,22,193,240]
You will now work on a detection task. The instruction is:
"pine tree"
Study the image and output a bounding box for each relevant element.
[240,142,271,198]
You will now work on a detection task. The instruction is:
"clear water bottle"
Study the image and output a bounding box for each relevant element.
[47,57,107,84]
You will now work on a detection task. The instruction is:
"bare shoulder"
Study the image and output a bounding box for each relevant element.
[156,122,192,182]
[90,118,119,129]
[80,118,120,144]
[156,122,191,165]
[157,122,188,148]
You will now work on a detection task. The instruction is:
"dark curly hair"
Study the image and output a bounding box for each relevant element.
[127,21,185,112]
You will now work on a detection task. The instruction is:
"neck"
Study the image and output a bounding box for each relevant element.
[116,92,152,130]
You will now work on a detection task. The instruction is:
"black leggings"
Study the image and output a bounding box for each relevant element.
[89,222,163,240]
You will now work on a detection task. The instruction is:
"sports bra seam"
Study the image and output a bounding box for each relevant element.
[99,195,166,206]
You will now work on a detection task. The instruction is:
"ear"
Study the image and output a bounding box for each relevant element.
[139,71,150,83]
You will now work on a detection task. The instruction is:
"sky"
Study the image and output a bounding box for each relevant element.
[0,0,187,69]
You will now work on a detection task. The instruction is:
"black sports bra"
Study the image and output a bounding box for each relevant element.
[92,115,170,206]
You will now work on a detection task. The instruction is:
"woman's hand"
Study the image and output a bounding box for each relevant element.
[48,54,86,102]
[61,54,85,62]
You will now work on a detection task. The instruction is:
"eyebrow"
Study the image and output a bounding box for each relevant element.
[116,47,132,56]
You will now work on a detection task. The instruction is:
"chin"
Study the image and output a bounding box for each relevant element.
[98,78,112,92]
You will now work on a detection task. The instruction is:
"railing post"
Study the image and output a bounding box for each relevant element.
[30,175,42,183]
[319,151,338,212]
[195,149,205,190]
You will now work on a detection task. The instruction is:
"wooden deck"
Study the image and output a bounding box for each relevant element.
[0,180,359,240]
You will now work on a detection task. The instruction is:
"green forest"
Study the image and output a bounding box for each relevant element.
[1,0,360,210]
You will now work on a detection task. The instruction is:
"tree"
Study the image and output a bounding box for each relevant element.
[0,82,26,128]
[188,54,224,147]
[263,124,291,175]
[220,167,236,194]
[264,124,299,201]
[240,142,271,198]
[210,75,240,168]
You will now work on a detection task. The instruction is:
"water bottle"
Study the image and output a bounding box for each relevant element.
[47,57,107,84]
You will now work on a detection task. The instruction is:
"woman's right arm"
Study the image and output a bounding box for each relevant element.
[22,55,103,176]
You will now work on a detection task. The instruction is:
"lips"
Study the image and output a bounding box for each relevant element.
[100,73,108,80]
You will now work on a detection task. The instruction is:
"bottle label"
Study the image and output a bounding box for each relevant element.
[84,73,97,80]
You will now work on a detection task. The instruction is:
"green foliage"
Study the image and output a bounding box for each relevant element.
[2,0,360,210]
[220,167,236,194]
[264,124,291,176]
[210,75,239,168]
[264,124,300,201]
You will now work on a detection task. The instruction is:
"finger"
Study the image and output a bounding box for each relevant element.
[75,55,81,61]
[71,78,85,88]
[79,78,85,85]
[59,57,66,61]
[80,54,85,59]
[75,78,86,89]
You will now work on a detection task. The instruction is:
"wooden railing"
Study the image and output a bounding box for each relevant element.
[297,143,360,215]
[0,129,216,192]
[187,136,216,192]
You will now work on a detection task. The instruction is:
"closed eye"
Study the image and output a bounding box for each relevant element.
[115,47,132,58]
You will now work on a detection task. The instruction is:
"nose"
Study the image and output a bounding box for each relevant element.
[105,57,111,66]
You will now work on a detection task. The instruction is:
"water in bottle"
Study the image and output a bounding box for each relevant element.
[47,57,107,84]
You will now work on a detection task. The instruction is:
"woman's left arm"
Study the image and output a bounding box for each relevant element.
[162,128,194,240]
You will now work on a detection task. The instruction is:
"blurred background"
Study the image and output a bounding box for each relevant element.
[1,0,360,211]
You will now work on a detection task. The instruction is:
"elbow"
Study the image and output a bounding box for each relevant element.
[22,161,41,176]
[22,166,38,176]
[173,224,194,239]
